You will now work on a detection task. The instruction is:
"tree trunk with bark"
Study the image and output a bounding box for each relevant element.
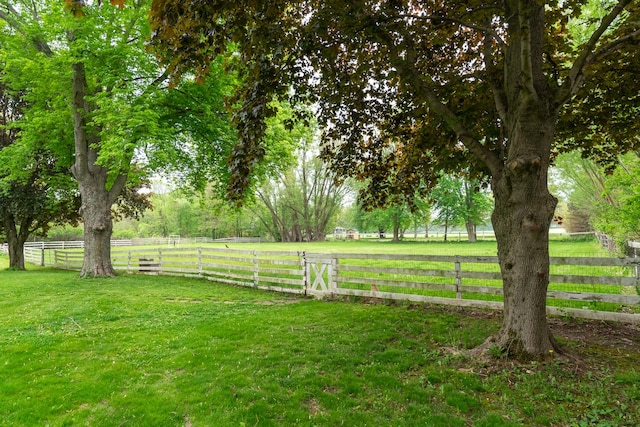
[470,0,573,359]
[71,62,127,277]
[77,180,117,277]
[487,100,560,358]
[4,217,28,270]
[465,221,477,243]
[443,219,449,242]
[392,224,400,241]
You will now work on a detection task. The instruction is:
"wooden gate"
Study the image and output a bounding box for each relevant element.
[304,254,336,296]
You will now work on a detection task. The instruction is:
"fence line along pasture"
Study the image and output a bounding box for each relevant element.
[14,240,133,266]
[50,247,640,324]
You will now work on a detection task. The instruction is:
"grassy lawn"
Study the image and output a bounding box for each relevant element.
[141,236,610,257]
[1,253,638,426]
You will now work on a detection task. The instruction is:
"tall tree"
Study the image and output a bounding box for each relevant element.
[0,158,82,270]
[555,151,640,245]
[431,175,492,242]
[0,0,155,276]
[257,139,346,242]
[150,1,640,359]
[431,175,465,242]
[0,0,236,276]
[353,201,412,241]
[411,195,431,239]
[0,76,82,269]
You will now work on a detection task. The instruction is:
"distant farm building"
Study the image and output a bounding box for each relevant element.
[333,227,359,240]
[346,229,360,240]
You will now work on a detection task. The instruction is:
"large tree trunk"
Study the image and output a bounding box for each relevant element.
[77,181,116,277]
[71,62,126,277]
[6,236,25,270]
[465,221,477,243]
[488,104,560,359]
[4,218,26,270]
[475,0,569,359]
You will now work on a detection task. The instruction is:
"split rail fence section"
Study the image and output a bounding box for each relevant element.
[53,247,640,323]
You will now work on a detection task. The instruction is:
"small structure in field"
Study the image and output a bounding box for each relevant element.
[346,229,360,240]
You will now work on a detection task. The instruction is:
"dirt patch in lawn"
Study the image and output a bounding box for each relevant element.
[412,302,640,351]
[549,317,640,350]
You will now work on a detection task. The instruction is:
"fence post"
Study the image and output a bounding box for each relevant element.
[198,248,203,277]
[633,256,640,294]
[127,251,131,274]
[330,255,339,295]
[40,248,45,267]
[158,248,162,273]
[455,258,462,299]
[301,251,308,295]
[253,250,259,287]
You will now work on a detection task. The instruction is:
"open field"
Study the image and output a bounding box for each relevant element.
[50,237,640,318]
[28,235,611,267]
[1,256,639,426]
[139,236,612,257]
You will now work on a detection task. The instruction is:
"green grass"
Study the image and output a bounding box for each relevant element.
[1,255,638,426]
[182,237,609,257]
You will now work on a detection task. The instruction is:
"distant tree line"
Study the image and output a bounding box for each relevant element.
[554,152,640,251]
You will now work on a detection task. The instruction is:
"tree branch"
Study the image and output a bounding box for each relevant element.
[397,13,507,48]
[482,21,508,123]
[108,173,129,206]
[397,46,503,175]
[366,23,503,176]
[589,27,640,63]
[70,61,90,181]
[0,3,53,57]
[516,0,538,101]
[556,0,635,106]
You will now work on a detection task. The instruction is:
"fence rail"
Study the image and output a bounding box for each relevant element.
[23,240,133,249]
[50,247,640,324]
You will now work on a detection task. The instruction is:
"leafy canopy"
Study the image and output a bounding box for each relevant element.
[149,0,640,205]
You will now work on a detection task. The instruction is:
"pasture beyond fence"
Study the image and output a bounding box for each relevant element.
[50,246,640,324]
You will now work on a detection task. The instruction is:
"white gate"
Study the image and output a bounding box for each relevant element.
[304,254,336,296]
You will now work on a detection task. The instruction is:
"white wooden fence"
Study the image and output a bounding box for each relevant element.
[23,240,133,249]
[12,240,132,266]
[51,247,640,324]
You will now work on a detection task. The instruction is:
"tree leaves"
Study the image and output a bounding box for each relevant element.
[150,0,639,207]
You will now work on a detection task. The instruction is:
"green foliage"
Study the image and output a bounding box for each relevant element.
[149,0,640,204]
[431,175,467,232]
[0,0,243,211]
[1,0,154,176]
[352,202,413,240]
[552,151,601,233]
[556,3,640,171]
[112,187,265,239]
[255,133,347,242]
[591,154,640,242]
[146,57,240,195]
[554,151,640,244]
[0,65,81,268]
[431,174,492,241]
